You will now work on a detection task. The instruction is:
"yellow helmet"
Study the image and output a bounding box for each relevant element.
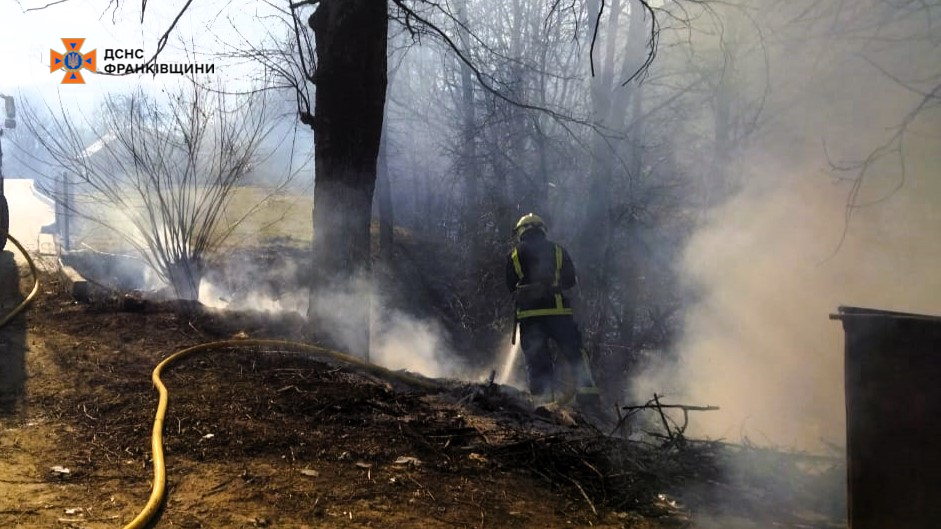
[514,213,546,237]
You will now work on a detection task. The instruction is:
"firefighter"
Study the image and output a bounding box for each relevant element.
[506,213,601,410]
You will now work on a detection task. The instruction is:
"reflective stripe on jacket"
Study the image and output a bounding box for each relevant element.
[507,236,576,319]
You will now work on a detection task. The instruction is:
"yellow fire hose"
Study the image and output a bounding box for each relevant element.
[125,339,442,529]
[0,234,40,328]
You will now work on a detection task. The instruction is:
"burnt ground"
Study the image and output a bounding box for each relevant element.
[0,259,846,529]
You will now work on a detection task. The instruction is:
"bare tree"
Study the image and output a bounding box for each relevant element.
[22,81,282,300]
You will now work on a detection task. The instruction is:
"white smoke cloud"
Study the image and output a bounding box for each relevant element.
[628,1,941,452]
[203,270,463,379]
[636,132,941,451]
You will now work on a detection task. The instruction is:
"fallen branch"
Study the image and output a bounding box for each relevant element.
[615,396,721,447]
[563,474,598,516]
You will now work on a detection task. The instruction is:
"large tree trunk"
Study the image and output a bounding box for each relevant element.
[578,0,621,343]
[454,0,481,262]
[308,0,388,357]
[376,125,393,259]
[579,0,649,401]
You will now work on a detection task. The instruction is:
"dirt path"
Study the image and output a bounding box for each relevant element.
[1,253,87,527]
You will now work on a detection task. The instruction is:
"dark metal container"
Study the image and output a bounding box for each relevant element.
[833,306,941,529]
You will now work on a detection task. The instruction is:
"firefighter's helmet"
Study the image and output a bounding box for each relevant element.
[514,213,546,238]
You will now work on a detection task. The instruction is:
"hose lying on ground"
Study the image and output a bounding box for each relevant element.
[0,234,40,328]
[123,339,443,529]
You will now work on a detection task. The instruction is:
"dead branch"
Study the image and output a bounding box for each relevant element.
[652,393,675,445]
[563,474,598,516]
[615,396,720,445]
[621,403,721,413]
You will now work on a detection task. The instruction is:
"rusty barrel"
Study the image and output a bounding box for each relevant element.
[833,306,941,529]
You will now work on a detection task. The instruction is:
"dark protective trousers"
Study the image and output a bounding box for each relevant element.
[519,315,591,397]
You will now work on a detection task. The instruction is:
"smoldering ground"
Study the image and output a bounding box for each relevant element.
[200,251,465,380]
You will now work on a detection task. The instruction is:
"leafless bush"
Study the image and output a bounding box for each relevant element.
[23,80,291,300]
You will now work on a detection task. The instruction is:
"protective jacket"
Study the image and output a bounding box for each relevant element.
[506,231,577,319]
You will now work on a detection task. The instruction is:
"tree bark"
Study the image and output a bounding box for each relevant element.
[308,0,388,357]
[376,124,393,258]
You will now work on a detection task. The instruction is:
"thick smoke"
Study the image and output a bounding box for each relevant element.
[634,13,941,450]
[634,157,852,448]
[202,270,462,379]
